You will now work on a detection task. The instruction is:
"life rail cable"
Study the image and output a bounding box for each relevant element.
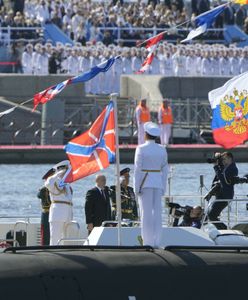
[3,245,154,253]
[164,245,248,252]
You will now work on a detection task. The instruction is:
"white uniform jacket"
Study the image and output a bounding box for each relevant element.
[134,140,168,194]
[37,53,49,75]
[22,51,33,74]
[45,171,73,222]
[67,55,79,75]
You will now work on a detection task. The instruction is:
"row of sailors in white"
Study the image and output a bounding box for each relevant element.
[21,43,127,94]
[148,46,248,76]
[22,44,49,75]
[21,42,248,82]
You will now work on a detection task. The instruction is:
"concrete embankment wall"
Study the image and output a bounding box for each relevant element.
[0,145,247,164]
[1,74,247,163]
[0,74,86,145]
[0,74,85,104]
[120,75,230,106]
[0,74,230,106]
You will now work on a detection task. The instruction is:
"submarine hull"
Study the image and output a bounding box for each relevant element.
[0,246,247,300]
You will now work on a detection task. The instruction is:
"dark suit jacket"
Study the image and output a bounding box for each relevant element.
[213,162,238,200]
[197,0,210,14]
[224,6,235,25]
[235,7,246,27]
[85,186,112,227]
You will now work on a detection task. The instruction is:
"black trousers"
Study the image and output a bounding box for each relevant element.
[41,212,50,245]
[207,200,228,230]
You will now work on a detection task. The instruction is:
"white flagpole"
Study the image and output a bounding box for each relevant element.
[110,93,122,246]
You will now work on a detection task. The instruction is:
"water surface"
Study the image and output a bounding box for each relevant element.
[1,163,247,227]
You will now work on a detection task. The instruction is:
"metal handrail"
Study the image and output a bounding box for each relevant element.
[0,26,42,30]
[0,215,40,220]
[96,26,226,43]
[0,238,20,247]
[0,25,226,47]
[102,220,141,227]
[59,221,81,245]
[13,221,28,247]
[0,26,43,47]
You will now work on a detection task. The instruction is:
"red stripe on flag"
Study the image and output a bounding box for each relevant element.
[145,32,164,48]
[213,127,248,149]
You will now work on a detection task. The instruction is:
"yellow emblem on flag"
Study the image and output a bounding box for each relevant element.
[233,0,248,5]
[220,89,248,134]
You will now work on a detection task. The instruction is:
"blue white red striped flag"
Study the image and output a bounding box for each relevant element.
[33,56,118,110]
[62,101,115,183]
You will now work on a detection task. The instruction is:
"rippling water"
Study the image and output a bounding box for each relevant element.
[0,163,248,227]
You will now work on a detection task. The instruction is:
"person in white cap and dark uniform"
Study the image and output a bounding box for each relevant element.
[44,160,73,245]
[134,122,168,248]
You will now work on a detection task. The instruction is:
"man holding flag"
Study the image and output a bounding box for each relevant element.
[61,95,125,244]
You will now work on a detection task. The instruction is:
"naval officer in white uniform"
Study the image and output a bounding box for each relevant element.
[134,122,168,248]
[45,160,73,245]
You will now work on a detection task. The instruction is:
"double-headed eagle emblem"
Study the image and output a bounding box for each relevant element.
[220,89,248,134]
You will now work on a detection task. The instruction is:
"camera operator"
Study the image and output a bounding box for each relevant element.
[206,151,238,230]
[179,206,203,229]
[168,203,203,229]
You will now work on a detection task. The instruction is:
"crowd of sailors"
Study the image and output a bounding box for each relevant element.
[18,41,248,94]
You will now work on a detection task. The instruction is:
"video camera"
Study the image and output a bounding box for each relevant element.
[232,175,248,184]
[167,202,195,227]
[206,153,223,165]
[167,202,192,218]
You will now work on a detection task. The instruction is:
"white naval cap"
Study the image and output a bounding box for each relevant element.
[53,160,71,171]
[144,122,160,137]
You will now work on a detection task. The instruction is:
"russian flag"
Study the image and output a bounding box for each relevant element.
[208,72,248,149]
[63,101,115,183]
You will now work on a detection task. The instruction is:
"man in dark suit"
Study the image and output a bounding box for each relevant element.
[197,0,210,14]
[85,174,112,235]
[235,5,247,28]
[224,3,235,25]
[206,152,238,230]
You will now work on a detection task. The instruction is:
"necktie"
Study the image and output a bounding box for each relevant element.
[101,189,105,199]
